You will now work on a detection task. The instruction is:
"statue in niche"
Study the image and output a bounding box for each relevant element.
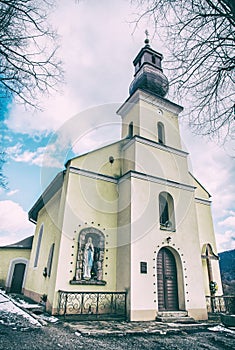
[74,228,105,283]
[83,237,94,279]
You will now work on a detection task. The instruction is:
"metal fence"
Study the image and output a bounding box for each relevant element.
[206,296,235,314]
[58,291,127,320]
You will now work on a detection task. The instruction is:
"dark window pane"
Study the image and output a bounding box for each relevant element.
[140,261,147,274]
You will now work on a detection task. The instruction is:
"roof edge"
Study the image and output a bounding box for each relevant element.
[189,171,211,198]
[28,171,65,223]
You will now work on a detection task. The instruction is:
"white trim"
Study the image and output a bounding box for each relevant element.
[136,136,188,157]
[117,90,183,116]
[5,258,29,291]
[195,197,211,206]
[69,167,195,192]
[119,171,195,192]
[69,167,196,192]
[121,136,188,158]
[69,167,118,184]
[139,91,183,114]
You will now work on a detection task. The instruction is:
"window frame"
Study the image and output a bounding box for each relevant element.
[128,122,133,138]
[157,122,165,144]
[159,192,176,231]
[34,224,43,268]
[46,243,55,277]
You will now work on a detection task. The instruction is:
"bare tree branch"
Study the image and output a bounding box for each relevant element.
[0,0,64,188]
[0,152,8,189]
[0,0,63,109]
[131,0,235,139]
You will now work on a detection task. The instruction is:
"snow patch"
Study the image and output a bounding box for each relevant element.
[0,291,41,327]
[208,324,235,334]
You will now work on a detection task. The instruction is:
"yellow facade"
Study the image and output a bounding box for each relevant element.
[23,43,223,321]
[0,248,31,292]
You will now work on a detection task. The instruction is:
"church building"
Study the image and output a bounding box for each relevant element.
[23,39,223,321]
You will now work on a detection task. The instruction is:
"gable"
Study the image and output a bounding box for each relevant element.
[189,172,211,200]
[68,139,127,178]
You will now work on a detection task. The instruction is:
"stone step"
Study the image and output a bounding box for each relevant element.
[156,310,195,323]
[156,316,195,323]
[157,311,188,318]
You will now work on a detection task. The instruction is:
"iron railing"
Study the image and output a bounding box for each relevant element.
[206,296,235,314]
[58,291,127,320]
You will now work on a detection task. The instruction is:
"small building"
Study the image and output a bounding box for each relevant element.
[23,40,223,321]
[0,236,33,294]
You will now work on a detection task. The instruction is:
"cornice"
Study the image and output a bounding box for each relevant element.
[195,197,212,206]
[119,170,195,192]
[122,135,188,158]
[136,136,188,157]
[69,167,118,184]
[117,89,183,116]
[69,167,195,193]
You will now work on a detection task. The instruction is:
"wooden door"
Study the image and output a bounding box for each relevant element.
[10,263,26,294]
[157,248,179,311]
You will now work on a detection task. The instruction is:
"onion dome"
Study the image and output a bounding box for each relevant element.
[129,38,169,97]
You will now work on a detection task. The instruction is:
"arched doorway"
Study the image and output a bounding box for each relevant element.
[6,258,28,294]
[10,263,26,294]
[157,248,179,311]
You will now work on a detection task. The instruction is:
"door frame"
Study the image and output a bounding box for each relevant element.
[5,258,28,293]
[156,247,185,312]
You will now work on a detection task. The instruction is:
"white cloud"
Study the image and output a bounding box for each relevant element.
[180,122,235,253]
[6,143,63,168]
[6,143,22,157]
[14,150,35,163]
[218,212,235,229]
[0,200,33,246]
[3,135,13,142]
[6,92,82,136]
[216,230,235,253]
[6,189,19,197]
[181,126,235,218]
[5,0,156,137]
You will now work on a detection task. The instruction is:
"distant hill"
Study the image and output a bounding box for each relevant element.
[219,249,235,295]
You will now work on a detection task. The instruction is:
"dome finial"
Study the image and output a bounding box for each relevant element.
[144,29,150,45]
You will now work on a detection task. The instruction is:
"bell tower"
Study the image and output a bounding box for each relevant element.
[129,32,169,98]
[117,36,183,151]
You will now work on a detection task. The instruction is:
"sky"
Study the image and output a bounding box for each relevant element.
[0,0,234,252]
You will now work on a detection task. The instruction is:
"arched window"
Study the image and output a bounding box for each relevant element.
[159,192,175,230]
[128,122,133,138]
[34,225,43,267]
[74,228,105,284]
[46,243,55,277]
[157,122,165,144]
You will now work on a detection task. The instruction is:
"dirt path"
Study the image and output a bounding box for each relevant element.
[0,313,234,350]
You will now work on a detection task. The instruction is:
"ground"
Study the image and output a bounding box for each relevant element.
[0,292,234,350]
[0,311,235,350]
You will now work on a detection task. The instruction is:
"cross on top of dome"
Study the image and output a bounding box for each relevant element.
[144,29,150,46]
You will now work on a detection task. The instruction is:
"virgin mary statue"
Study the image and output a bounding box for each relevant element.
[83,237,94,279]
